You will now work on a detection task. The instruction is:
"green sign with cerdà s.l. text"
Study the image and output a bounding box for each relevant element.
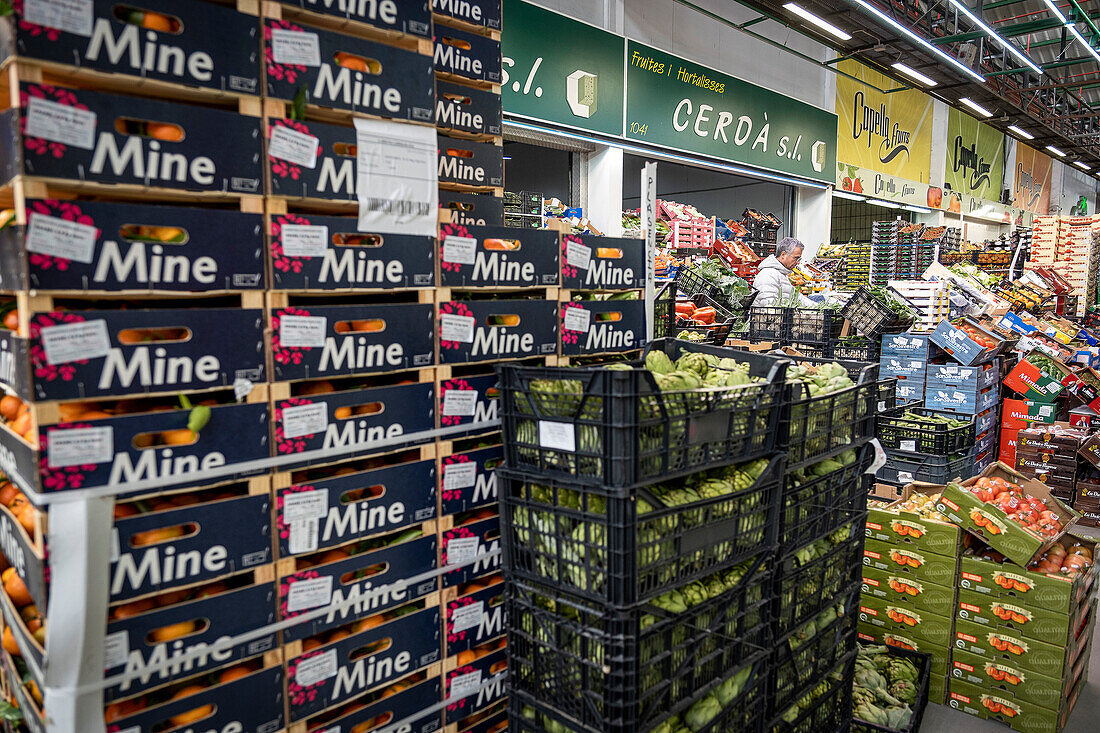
[623,41,837,183]
[501,0,625,136]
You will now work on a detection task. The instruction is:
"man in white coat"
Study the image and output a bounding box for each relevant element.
[753,237,817,307]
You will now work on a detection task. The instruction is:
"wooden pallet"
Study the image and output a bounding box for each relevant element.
[432,13,502,40]
[439,183,505,196]
[440,572,504,605]
[262,0,433,55]
[260,95,437,130]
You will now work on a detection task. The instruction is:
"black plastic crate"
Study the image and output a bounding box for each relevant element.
[782,356,885,468]
[830,337,881,362]
[875,449,974,486]
[841,288,915,339]
[748,307,790,341]
[678,291,755,346]
[506,558,772,733]
[498,339,788,489]
[780,445,874,551]
[511,653,768,733]
[500,453,782,605]
[773,528,864,636]
[876,407,976,455]
[851,645,932,733]
[769,652,856,733]
[771,582,860,713]
[653,281,676,340]
[748,308,844,346]
[676,266,755,315]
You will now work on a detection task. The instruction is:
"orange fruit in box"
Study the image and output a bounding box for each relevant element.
[0,396,21,422]
[218,665,252,684]
[150,620,198,643]
[2,627,19,656]
[3,568,32,608]
[111,598,155,620]
[104,696,146,723]
[146,123,183,142]
[168,685,213,725]
[0,482,17,507]
[130,526,185,547]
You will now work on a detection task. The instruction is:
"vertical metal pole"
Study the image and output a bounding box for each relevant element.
[43,497,113,733]
[643,161,658,340]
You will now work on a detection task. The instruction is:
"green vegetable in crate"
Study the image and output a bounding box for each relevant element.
[685,693,722,731]
[852,643,918,730]
[646,350,676,375]
[889,680,916,705]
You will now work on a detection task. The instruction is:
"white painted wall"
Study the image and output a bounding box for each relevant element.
[1059,161,1098,214]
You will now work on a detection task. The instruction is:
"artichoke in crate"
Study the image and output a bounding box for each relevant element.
[889,679,917,705]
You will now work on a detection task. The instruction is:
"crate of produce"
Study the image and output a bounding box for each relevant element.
[780,445,874,550]
[851,644,932,733]
[877,407,976,455]
[877,450,974,486]
[830,337,881,362]
[500,453,781,605]
[669,217,716,249]
[507,555,771,733]
[497,339,787,489]
[675,259,756,314]
[841,288,916,339]
[789,308,845,345]
[773,522,864,635]
[653,281,676,340]
[770,652,855,733]
[771,582,860,713]
[782,355,886,467]
[935,463,1079,568]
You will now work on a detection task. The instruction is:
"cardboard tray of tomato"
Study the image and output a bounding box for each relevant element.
[857,592,954,648]
[930,317,1007,366]
[957,535,1098,616]
[860,563,957,618]
[934,463,1079,568]
[955,586,1092,648]
[865,482,964,558]
[951,601,1095,680]
[946,669,1084,733]
[950,640,1091,714]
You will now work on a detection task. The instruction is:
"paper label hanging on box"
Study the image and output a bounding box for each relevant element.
[353,117,437,237]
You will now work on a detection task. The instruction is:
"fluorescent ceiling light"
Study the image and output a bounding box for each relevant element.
[947,0,1042,74]
[832,190,867,201]
[891,62,937,87]
[870,199,901,208]
[1007,125,1034,140]
[1074,161,1091,170]
[849,0,985,82]
[1046,145,1067,156]
[903,205,932,213]
[1042,0,1068,24]
[783,3,852,41]
[1067,23,1100,62]
[960,97,994,117]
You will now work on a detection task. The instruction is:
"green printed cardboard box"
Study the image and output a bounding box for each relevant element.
[951,606,1094,680]
[956,587,1092,648]
[861,563,957,617]
[858,592,954,648]
[863,537,959,588]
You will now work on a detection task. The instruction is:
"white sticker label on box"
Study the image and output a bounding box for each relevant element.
[281,224,329,257]
[25,96,97,150]
[900,439,916,453]
[24,0,92,37]
[443,461,477,491]
[280,315,327,348]
[441,313,476,343]
[450,670,483,698]
[1040,405,1054,417]
[447,536,480,566]
[451,601,485,633]
[295,648,338,688]
[283,489,330,523]
[442,235,478,265]
[271,28,322,67]
[40,319,112,365]
[563,307,591,334]
[25,213,97,264]
[897,471,914,483]
[268,125,320,169]
[286,575,334,613]
[443,389,478,417]
[354,117,438,237]
[234,378,254,402]
[288,517,320,554]
[953,391,966,401]
[539,420,575,452]
[566,240,591,270]
[282,402,328,439]
[47,426,112,468]
[103,630,129,671]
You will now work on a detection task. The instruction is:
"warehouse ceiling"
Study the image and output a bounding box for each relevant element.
[715,0,1100,178]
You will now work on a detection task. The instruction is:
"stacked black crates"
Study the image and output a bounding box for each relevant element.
[499,340,788,732]
[768,355,889,732]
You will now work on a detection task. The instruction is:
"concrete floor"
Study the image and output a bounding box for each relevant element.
[919,524,1100,733]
